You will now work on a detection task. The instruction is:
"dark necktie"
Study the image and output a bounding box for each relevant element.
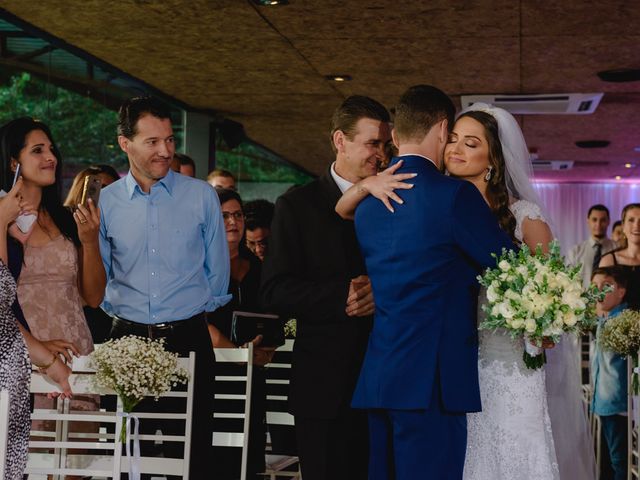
[593,242,603,271]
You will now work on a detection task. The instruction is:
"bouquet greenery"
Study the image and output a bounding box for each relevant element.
[284,318,297,338]
[479,240,603,369]
[599,309,640,394]
[88,335,189,440]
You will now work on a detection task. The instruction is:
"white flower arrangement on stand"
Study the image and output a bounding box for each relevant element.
[88,335,189,441]
[479,240,605,369]
[599,309,640,394]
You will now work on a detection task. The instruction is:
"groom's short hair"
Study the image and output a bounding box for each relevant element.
[394,85,455,143]
[330,95,390,153]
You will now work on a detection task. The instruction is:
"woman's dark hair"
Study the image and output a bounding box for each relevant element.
[456,110,517,241]
[215,187,257,259]
[0,117,79,247]
[216,187,243,209]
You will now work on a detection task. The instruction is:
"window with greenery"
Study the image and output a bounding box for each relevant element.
[215,133,314,201]
[0,72,124,172]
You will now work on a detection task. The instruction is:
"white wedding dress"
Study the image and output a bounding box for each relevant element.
[463,200,560,480]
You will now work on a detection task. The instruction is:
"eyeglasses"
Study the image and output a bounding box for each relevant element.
[222,211,244,221]
[247,239,268,248]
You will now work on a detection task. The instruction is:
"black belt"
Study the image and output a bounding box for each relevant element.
[112,312,205,339]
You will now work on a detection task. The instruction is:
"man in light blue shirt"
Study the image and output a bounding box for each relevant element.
[99,96,230,477]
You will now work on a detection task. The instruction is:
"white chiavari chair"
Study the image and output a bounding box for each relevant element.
[25,352,195,479]
[213,344,254,480]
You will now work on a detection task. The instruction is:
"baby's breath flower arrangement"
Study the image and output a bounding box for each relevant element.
[479,240,604,369]
[284,318,297,338]
[600,309,640,393]
[89,335,189,440]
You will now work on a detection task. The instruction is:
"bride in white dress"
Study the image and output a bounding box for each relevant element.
[446,103,595,479]
[335,103,595,479]
[445,104,559,478]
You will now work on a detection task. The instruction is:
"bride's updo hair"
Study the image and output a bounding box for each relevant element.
[457,110,517,242]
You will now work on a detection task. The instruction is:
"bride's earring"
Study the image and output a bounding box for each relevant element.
[484,166,493,182]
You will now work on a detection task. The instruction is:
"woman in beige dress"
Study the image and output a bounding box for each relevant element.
[0,117,106,476]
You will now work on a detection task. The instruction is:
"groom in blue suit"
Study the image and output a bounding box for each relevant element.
[352,85,515,479]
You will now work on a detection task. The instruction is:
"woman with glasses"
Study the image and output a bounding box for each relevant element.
[208,187,278,480]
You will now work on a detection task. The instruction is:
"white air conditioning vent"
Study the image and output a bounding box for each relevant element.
[461,93,603,115]
[532,160,574,171]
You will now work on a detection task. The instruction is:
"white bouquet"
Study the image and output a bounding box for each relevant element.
[478,240,603,369]
[89,335,189,440]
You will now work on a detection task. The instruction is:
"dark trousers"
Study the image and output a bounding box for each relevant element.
[367,384,467,480]
[110,313,215,479]
[600,414,628,480]
[295,408,368,480]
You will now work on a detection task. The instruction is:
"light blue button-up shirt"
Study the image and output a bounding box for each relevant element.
[99,169,231,324]
[591,303,628,416]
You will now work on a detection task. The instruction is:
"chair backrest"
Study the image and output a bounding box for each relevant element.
[0,389,9,479]
[265,339,295,428]
[212,344,253,480]
[25,352,195,479]
[263,339,301,479]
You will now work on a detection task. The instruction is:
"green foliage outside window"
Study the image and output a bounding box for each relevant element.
[215,134,314,185]
[0,72,125,172]
[0,72,314,192]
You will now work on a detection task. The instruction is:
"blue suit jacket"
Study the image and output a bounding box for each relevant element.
[351,155,514,413]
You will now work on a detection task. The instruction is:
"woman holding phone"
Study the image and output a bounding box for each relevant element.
[0,118,105,477]
[0,176,73,480]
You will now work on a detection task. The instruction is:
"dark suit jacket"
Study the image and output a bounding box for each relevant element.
[260,169,372,420]
[351,155,514,413]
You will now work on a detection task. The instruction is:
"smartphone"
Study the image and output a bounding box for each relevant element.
[12,163,20,186]
[11,163,37,234]
[80,175,101,207]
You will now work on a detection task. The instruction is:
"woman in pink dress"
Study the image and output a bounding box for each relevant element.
[0,117,106,477]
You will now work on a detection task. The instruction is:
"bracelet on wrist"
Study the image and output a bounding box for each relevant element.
[35,353,58,373]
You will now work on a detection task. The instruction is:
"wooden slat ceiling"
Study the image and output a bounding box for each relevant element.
[1,0,639,182]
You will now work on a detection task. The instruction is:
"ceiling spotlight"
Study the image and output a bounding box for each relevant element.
[615,175,622,180]
[325,75,352,82]
[597,68,640,83]
[252,0,288,5]
[575,140,610,149]
[625,163,635,168]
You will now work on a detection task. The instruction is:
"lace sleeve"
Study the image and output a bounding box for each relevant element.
[510,200,547,243]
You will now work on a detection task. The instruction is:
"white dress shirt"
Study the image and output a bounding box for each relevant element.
[567,236,617,287]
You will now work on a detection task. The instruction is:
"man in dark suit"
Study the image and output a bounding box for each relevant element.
[351,85,514,479]
[260,96,391,480]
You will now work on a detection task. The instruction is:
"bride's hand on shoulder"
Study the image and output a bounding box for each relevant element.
[361,160,417,213]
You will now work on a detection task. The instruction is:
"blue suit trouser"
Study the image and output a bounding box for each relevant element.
[367,383,467,480]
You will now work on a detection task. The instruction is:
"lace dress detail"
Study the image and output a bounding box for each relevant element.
[510,199,545,242]
[0,260,31,480]
[463,201,559,480]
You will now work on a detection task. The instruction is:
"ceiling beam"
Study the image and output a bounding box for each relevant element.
[10,44,56,61]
